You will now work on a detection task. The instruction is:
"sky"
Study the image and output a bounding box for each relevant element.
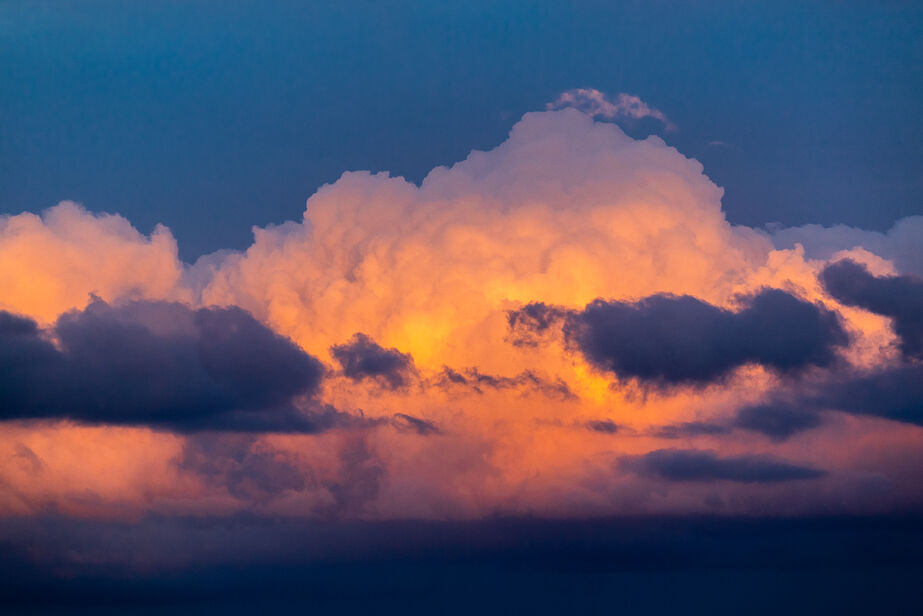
[1,2,923,613]
[2,1,922,259]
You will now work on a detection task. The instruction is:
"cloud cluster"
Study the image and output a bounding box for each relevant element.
[1,107,922,522]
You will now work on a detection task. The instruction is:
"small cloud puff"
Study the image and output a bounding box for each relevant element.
[547,88,677,131]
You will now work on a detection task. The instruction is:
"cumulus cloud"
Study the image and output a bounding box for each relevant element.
[1,106,923,521]
[620,449,824,483]
[331,333,417,389]
[510,288,847,386]
[0,202,185,322]
[0,299,336,432]
[547,88,677,131]
[770,216,923,276]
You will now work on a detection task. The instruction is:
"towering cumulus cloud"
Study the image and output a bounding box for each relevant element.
[1,107,922,527]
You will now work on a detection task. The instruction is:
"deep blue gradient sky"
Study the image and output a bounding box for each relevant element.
[2,1,921,259]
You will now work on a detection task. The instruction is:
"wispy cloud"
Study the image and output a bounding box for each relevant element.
[547,88,677,131]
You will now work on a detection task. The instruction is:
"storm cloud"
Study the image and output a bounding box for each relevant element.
[552,289,847,385]
[0,299,335,432]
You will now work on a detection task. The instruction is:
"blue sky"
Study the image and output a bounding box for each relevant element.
[2,1,921,259]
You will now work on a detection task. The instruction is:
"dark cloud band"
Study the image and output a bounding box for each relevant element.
[511,289,847,386]
[620,449,825,483]
[0,299,337,432]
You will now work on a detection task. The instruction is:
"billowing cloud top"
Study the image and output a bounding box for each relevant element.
[1,106,922,527]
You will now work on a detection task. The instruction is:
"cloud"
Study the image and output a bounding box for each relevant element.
[821,259,923,359]
[2,107,923,520]
[560,289,846,386]
[0,202,185,323]
[331,333,417,389]
[620,449,825,483]
[180,435,306,502]
[732,404,823,441]
[585,419,619,434]
[728,362,923,438]
[814,364,923,426]
[0,299,335,432]
[770,216,923,276]
[434,366,574,399]
[392,413,440,435]
[323,437,386,517]
[547,89,676,131]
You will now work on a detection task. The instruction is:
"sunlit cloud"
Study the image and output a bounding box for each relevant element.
[1,106,921,523]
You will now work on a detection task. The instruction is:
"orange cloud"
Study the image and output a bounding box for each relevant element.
[1,109,921,520]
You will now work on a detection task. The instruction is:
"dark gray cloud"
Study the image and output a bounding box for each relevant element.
[733,404,823,441]
[821,259,923,359]
[392,413,440,435]
[814,363,923,426]
[620,449,825,483]
[506,302,568,347]
[651,406,823,442]
[562,289,846,386]
[435,366,574,400]
[586,419,619,434]
[736,362,923,434]
[330,333,417,389]
[0,299,343,432]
